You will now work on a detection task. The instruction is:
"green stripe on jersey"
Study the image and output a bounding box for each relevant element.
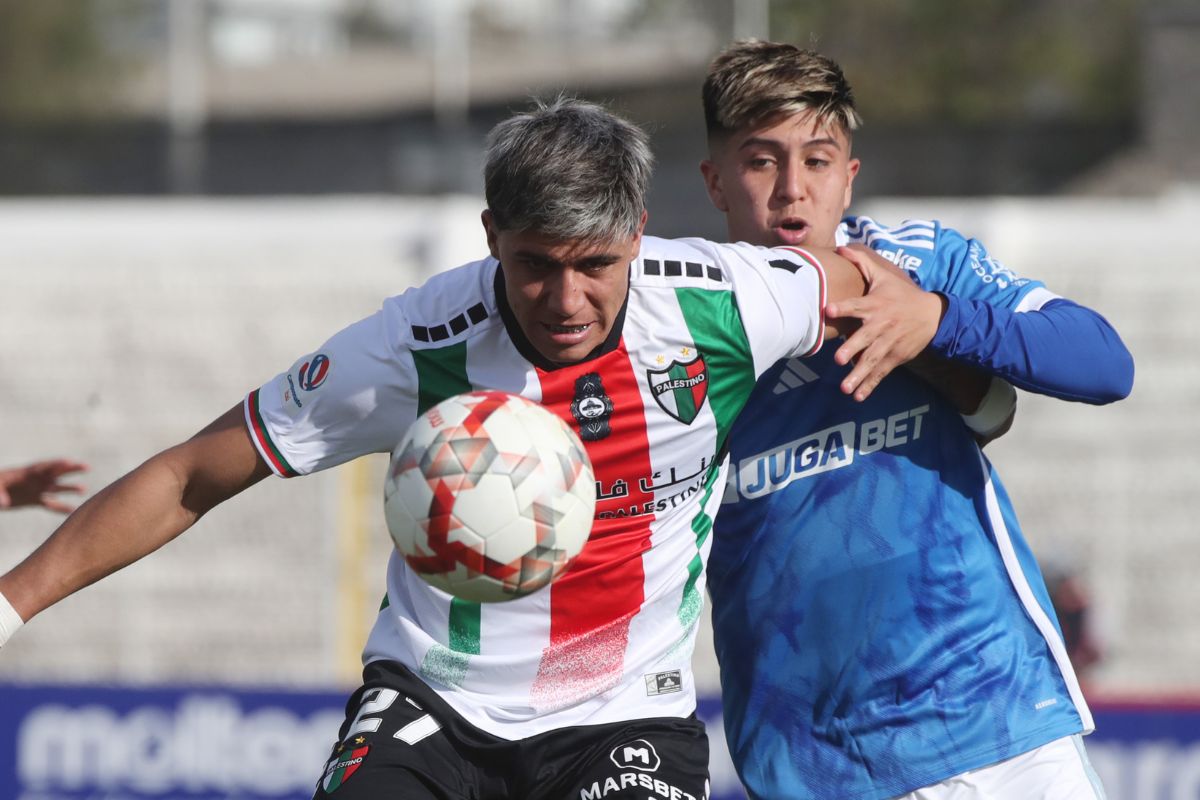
[668,361,699,422]
[411,342,481,687]
[678,462,721,630]
[672,288,756,626]
[413,343,473,414]
[672,288,756,451]
[250,391,298,476]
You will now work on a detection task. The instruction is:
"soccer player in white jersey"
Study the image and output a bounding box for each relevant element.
[0,98,944,799]
[699,40,1133,800]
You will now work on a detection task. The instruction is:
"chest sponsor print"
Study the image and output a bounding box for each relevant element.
[733,404,931,500]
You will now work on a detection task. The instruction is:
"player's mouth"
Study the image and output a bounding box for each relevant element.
[543,321,593,344]
[773,218,810,245]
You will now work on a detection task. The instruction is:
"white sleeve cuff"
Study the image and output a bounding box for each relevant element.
[0,591,24,648]
[962,377,1017,437]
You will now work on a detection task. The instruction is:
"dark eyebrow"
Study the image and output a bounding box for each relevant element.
[512,250,623,269]
[737,135,844,152]
[579,253,623,268]
[513,249,561,267]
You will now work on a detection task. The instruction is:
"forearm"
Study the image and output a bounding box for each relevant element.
[0,404,269,626]
[929,296,1134,404]
[0,451,201,622]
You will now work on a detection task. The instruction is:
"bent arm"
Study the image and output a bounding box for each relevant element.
[0,404,271,625]
[930,295,1134,404]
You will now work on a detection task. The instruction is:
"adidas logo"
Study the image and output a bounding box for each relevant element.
[773,358,820,394]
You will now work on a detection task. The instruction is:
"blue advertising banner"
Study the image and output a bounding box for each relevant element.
[1,683,1197,800]
[0,683,746,800]
[1089,699,1200,800]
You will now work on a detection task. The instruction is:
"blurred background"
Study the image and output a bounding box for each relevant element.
[0,0,1197,798]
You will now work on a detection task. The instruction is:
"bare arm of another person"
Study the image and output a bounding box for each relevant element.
[814,246,946,403]
[0,405,271,627]
[0,459,91,514]
[837,245,1016,443]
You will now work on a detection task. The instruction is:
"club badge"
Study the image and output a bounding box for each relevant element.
[648,354,708,425]
[570,372,614,441]
[321,744,369,792]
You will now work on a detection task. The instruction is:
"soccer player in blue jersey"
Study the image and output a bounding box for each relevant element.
[699,40,1134,799]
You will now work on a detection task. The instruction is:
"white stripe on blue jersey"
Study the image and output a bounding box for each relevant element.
[843,216,937,250]
[976,446,1095,733]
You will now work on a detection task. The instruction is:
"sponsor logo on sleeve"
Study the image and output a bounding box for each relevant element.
[283,352,332,411]
[968,242,1028,289]
[298,353,331,391]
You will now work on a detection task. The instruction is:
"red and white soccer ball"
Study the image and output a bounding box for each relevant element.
[384,391,596,603]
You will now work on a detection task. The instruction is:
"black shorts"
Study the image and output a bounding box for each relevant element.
[313,660,710,800]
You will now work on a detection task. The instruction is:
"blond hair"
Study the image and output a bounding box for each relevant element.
[703,39,862,146]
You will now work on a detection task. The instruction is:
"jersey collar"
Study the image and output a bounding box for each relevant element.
[493,263,630,372]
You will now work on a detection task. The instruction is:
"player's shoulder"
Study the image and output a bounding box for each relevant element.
[840,215,953,272]
[634,235,819,289]
[632,235,738,288]
[383,256,502,350]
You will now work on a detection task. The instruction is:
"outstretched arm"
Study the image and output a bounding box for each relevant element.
[0,404,271,633]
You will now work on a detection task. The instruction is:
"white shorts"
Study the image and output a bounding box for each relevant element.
[896,735,1106,800]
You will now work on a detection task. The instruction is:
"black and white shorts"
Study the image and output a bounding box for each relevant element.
[313,659,711,800]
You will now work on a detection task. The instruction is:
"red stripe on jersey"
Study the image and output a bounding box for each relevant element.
[779,246,828,356]
[246,390,296,477]
[530,343,655,708]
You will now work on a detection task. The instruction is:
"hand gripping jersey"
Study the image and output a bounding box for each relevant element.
[245,236,827,740]
[709,217,1093,800]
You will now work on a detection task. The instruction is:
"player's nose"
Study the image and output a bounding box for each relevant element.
[544,268,586,316]
[775,160,806,203]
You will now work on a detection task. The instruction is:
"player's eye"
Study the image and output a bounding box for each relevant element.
[580,259,617,273]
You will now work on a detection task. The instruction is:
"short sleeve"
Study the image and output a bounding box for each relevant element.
[697,241,827,377]
[244,307,421,477]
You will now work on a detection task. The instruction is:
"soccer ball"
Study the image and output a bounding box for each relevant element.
[384,390,596,603]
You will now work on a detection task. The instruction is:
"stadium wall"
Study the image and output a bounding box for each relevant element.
[0,193,1195,697]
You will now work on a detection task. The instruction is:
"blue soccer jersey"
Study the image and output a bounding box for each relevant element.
[709,217,1094,799]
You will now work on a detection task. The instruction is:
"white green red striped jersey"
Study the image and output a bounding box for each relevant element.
[244,236,828,739]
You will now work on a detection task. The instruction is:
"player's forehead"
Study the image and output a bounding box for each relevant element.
[502,228,637,263]
[726,109,851,153]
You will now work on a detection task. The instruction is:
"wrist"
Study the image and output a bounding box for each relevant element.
[0,590,24,648]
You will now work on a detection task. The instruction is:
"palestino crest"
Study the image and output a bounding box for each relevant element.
[321,744,369,792]
[648,353,708,425]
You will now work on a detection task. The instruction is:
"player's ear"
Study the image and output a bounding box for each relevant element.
[699,160,729,213]
[843,158,861,211]
[481,210,501,259]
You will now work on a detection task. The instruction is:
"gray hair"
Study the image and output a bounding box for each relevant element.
[703,39,862,146]
[484,96,653,241]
